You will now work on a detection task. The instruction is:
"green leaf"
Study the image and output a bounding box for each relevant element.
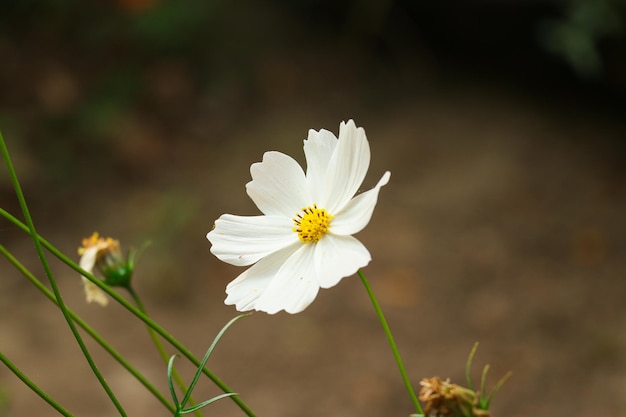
[465,342,479,391]
[180,393,238,414]
[479,364,490,408]
[485,371,512,409]
[179,313,250,409]
[167,354,181,407]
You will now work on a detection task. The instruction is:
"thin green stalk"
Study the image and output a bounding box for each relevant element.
[0,244,175,413]
[0,132,127,417]
[0,208,257,417]
[127,287,202,417]
[357,269,424,416]
[0,351,73,417]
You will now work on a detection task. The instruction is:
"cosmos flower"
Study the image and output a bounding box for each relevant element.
[78,232,133,306]
[207,120,390,314]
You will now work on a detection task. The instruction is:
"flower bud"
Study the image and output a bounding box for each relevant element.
[78,232,135,305]
[96,244,134,287]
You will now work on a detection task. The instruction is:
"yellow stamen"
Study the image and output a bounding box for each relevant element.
[77,232,119,255]
[293,204,333,243]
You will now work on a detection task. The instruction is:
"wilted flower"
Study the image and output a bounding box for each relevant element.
[78,232,134,306]
[207,120,390,314]
[419,377,481,417]
[419,343,510,417]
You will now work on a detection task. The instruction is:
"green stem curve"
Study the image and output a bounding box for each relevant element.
[358,269,424,415]
[0,351,74,417]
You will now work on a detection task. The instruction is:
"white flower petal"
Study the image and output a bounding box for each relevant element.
[330,171,391,236]
[79,246,99,273]
[255,244,321,314]
[313,234,371,289]
[208,214,297,266]
[82,278,109,306]
[246,151,310,217]
[78,244,109,306]
[225,244,300,312]
[323,120,371,212]
[210,120,388,315]
[303,128,338,202]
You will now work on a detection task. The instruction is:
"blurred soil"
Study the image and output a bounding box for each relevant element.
[1,2,625,417]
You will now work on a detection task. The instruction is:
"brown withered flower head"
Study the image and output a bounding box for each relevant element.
[419,377,487,417]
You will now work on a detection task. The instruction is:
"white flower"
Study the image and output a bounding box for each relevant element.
[77,232,119,306]
[207,120,390,314]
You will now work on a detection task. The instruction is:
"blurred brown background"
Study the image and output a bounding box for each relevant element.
[1,1,625,416]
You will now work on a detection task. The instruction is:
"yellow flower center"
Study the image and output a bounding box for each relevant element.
[293,204,333,243]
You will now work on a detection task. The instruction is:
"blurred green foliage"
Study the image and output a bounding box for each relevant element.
[539,0,625,77]
[0,0,623,185]
[0,0,222,109]
[0,0,235,182]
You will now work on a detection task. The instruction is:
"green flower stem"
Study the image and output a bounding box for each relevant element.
[0,244,175,414]
[357,269,424,416]
[0,209,257,417]
[0,132,128,417]
[127,287,202,417]
[0,351,74,417]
